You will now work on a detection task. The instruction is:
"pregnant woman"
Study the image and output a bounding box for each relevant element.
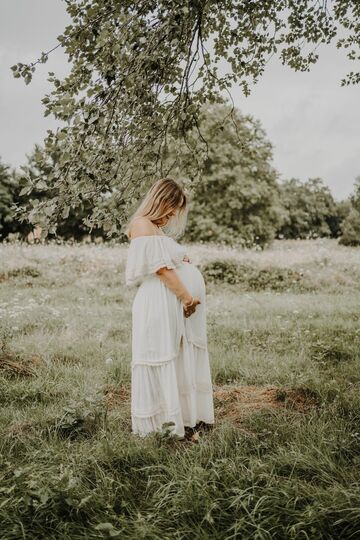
[125,178,215,439]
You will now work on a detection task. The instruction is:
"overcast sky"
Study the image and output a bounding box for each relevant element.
[0,0,359,200]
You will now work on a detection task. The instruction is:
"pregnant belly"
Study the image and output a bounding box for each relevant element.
[175,262,205,299]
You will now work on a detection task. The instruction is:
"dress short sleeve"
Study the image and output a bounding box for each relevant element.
[125,235,186,286]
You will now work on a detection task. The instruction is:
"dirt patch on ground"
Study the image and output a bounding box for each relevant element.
[213,384,320,426]
[277,387,320,412]
[103,383,131,409]
[214,385,281,419]
[0,351,45,377]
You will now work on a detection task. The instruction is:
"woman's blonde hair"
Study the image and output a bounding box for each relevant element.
[124,178,189,239]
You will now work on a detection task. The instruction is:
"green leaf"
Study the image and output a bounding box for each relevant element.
[19,186,32,196]
[36,180,48,190]
[62,205,70,219]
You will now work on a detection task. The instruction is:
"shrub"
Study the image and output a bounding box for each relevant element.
[339,208,360,246]
[277,178,342,239]
[201,259,304,291]
[50,396,107,440]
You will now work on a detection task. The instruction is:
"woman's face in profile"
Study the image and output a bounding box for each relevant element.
[156,207,178,227]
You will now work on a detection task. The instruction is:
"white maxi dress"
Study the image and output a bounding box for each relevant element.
[125,233,215,438]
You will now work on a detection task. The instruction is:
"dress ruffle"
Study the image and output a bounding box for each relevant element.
[125,235,186,286]
[131,336,215,438]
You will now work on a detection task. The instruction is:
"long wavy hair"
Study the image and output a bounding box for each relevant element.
[124,178,189,239]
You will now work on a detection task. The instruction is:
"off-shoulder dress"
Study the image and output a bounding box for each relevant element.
[125,233,215,438]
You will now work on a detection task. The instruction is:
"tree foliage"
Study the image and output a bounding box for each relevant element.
[0,160,18,239]
[339,208,360,246]
[339,176,360,246]
[277,178,343,239]
[167,103,284,247]
[16,145,124,240]
[10,0,360,236]
[349,175,360,213]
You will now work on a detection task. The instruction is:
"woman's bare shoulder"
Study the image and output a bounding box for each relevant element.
[130,216,157,239]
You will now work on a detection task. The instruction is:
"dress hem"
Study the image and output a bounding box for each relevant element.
[131,417,215,429]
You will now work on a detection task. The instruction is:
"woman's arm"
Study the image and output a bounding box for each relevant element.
[156,267,201,317]
[129,217,200,315]
[155,266,193,304]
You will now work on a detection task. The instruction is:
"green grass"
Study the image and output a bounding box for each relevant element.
[0,239,360,539]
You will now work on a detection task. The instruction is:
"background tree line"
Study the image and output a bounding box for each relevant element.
[0,103,358,247]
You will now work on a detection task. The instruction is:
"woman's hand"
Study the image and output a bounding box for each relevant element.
[183,297,201,318]
[183,255,191,263]
[156,268,198,317]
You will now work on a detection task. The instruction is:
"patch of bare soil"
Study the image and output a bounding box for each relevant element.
[213,384,320,426]
[278,387,320,412]
[103,383,131,409]
[0,351,45,377]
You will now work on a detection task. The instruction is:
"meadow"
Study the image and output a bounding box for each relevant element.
[0,238,359,539]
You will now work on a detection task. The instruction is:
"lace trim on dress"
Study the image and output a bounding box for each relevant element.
[131,351,179,367]
[132,405,182,418]
[131,338,207,367]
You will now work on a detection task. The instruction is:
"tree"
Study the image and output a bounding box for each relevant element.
[0,160,18,239]
[349,175,360,213]
[339,175,360,246]
[339,208,360,246]
[18,144,127,240]
[11,0,360,236]
[166,103,284,247]
[18,144,99,240]
[0,159,34,239]
[277,178,342,239]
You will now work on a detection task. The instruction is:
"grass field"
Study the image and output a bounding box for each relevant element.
[0,238,360,539]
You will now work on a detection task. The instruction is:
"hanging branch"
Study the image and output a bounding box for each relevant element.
[10,0,359,236]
